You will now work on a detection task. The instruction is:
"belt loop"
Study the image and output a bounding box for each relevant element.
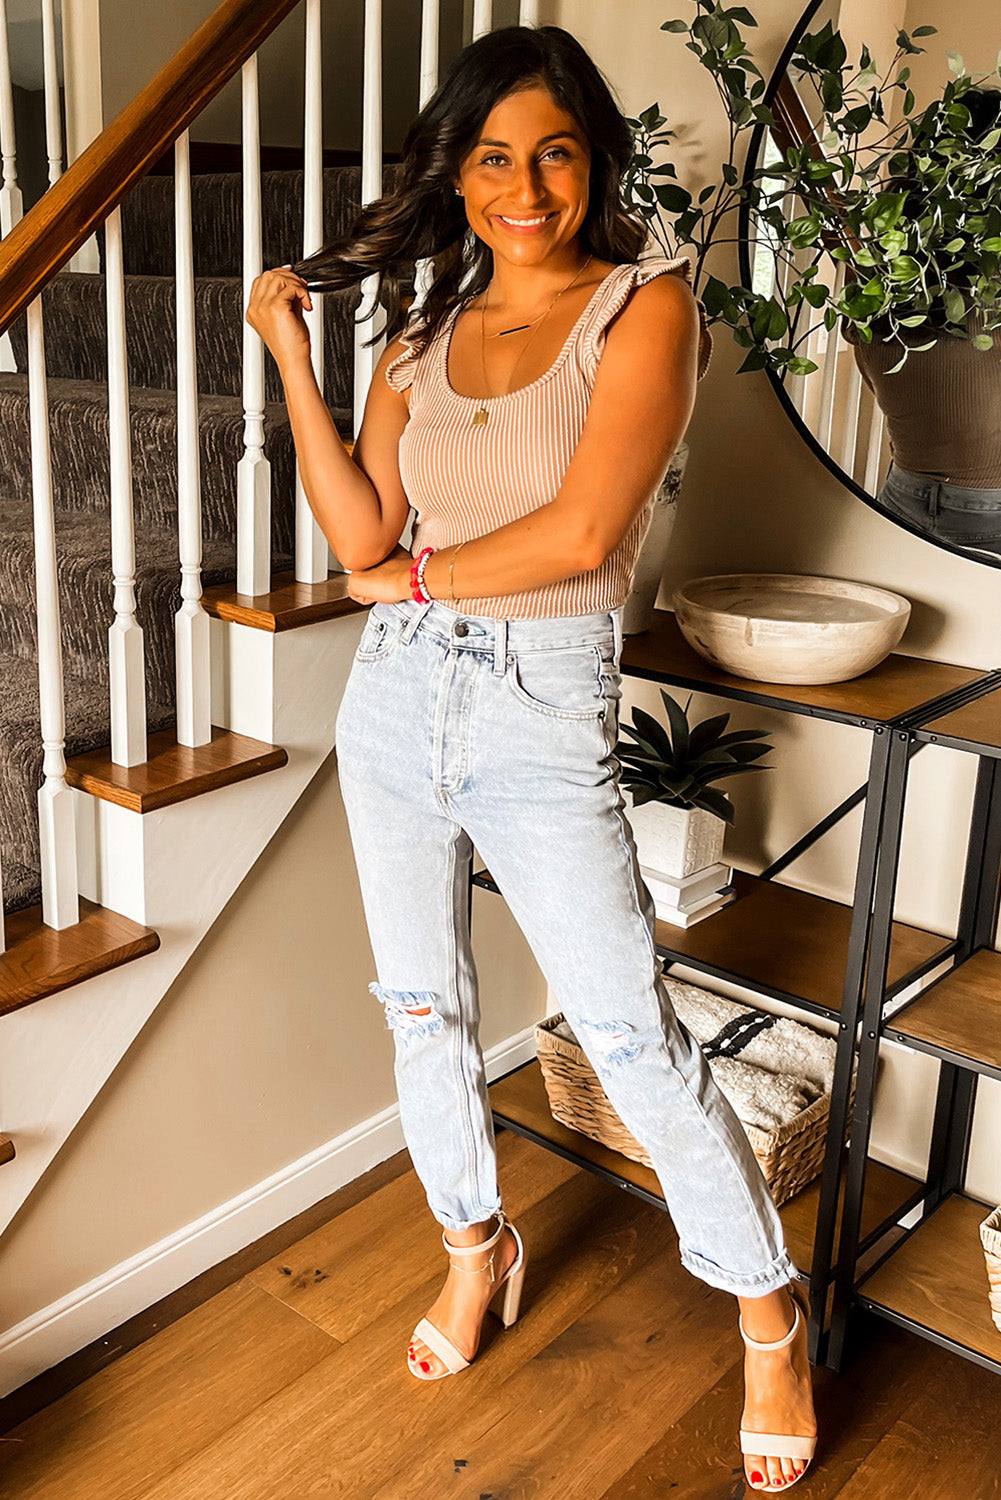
[401,600,432,644]
[610,606,623,666]
[493,617,508,675]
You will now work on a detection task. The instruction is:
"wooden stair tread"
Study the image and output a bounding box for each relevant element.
[620,610,987,725]
[202,570,366,633]
[0,1134,14,1166]
[65,726,288,812]
[488,1060,921,1275]
[859,1193,1001,1365]
[0,899,159,1015]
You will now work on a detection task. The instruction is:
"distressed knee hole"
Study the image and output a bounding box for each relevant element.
[369,983,444,1042]
[576,1017,651,1072]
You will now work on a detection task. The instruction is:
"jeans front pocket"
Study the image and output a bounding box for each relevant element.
[505,642,607,721]
[355,603,408,663]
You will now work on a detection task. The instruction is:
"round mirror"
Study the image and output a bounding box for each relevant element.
[740,0,1001,568]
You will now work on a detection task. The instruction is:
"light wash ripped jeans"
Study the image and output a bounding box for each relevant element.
[334,594,799,1297]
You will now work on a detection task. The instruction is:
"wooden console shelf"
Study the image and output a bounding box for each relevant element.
[473,867,952,1021]
[619,611,987,727]
[857,1194,1001,1370]
[886,949,1001,1080]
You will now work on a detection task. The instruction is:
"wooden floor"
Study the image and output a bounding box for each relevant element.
[2,1130,1000,1499]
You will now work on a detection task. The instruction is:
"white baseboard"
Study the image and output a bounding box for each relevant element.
[0,1027,538,1399]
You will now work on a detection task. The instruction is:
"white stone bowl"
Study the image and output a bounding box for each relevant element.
[672,574,912,685]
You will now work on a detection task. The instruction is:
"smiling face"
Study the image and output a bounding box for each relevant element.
[455,83,592,269]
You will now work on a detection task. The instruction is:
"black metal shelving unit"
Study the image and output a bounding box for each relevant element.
[474,608,1001,1372]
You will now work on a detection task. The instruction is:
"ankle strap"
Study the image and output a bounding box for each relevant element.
[442,1211,506,1271]
[739,1300,801,1352]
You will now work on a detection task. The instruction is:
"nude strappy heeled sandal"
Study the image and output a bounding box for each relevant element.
[739,1281,817,1490]
[407,1210,526,1381]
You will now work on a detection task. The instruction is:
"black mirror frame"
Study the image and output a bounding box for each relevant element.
[736,0,1001,573]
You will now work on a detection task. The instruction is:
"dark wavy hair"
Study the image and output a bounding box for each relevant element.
[290,25,646,353]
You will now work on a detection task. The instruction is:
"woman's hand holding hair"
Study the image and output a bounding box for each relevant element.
[245,266,313,373]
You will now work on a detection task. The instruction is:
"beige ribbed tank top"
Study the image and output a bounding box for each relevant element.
[385,256,712,619]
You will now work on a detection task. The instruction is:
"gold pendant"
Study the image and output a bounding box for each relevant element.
[472,406,489,426]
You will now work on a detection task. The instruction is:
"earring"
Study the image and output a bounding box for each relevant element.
[455,187,463,196]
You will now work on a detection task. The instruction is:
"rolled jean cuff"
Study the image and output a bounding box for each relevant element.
[678,1242,800,1296]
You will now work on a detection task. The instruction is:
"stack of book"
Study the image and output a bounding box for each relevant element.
[640,861,736,928]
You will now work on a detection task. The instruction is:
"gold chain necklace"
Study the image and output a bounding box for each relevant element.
[471,255,594,427]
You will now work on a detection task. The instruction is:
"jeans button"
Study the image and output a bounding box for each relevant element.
[453,620,469,637]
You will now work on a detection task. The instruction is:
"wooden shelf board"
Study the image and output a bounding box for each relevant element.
[0,1134,14,1166]
[202,570,365,633]
[858,1193,1001,1365]
[0,899,160,1016]
[65,727,287,813]
[888,949,1001,1074]
[620,610,986,725]
[474,867,951,1018]
[920,685,1001,755]
[655,870,951,1016]
[488,1060,920,1276]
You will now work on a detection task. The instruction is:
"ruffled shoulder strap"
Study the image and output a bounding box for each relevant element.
[385,296,470,395]
[577,255,712,384]
[385,322,423,393]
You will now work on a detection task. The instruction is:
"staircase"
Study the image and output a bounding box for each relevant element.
[0,164,387,916]
[0,0,441,1397]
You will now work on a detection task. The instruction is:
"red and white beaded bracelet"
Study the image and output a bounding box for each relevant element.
[410,546,435,603]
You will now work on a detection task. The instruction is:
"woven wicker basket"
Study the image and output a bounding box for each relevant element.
[980,1205,1001,1333]
[535,1011,854,1208]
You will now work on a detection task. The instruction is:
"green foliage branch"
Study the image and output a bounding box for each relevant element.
[626,1,1001,375]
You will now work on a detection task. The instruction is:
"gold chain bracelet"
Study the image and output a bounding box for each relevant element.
[449,541,466,602]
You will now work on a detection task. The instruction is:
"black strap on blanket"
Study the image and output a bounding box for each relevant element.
[702,1010,778,1060]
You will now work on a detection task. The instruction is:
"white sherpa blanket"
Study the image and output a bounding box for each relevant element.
[552,977,838,1134]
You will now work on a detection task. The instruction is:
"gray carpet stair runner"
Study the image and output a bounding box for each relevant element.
[1,164,397,916]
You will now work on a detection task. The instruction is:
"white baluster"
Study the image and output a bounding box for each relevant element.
[472,0,492,39]
[815,260,845,451]
[0,0,22,235]
[411,0,440,316]
[295,0,331,583]
[839,352,863,479]
[0,0,22,372]
[105,206,147,767]
[352,0,386,446]
[41,0,63,187]
[238,53,271,598]
[174,131,211,747]
[419,0,439,106]
[864,403,887,497]
[27,297,79,929]
[519,0,540,23]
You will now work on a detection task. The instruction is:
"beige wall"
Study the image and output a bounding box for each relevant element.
[3,0,999,1340]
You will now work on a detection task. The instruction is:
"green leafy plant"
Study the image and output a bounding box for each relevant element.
[615,690,773,824]
[626,2,1001,375]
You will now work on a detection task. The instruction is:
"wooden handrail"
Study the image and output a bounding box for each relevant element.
[0,0,302,337]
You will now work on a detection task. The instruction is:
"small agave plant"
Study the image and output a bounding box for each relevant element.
[616,689,773,824]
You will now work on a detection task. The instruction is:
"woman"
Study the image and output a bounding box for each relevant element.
[247,25,817,1493]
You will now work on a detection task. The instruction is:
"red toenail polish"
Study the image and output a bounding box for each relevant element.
[751,1475,764,1485]
[419,1360,430,1372]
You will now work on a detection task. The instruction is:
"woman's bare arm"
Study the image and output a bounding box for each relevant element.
[246,268,413,569]
[350,272,702,604]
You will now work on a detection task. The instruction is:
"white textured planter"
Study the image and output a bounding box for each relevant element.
[621,441,690,636]
[626,799,726,880]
